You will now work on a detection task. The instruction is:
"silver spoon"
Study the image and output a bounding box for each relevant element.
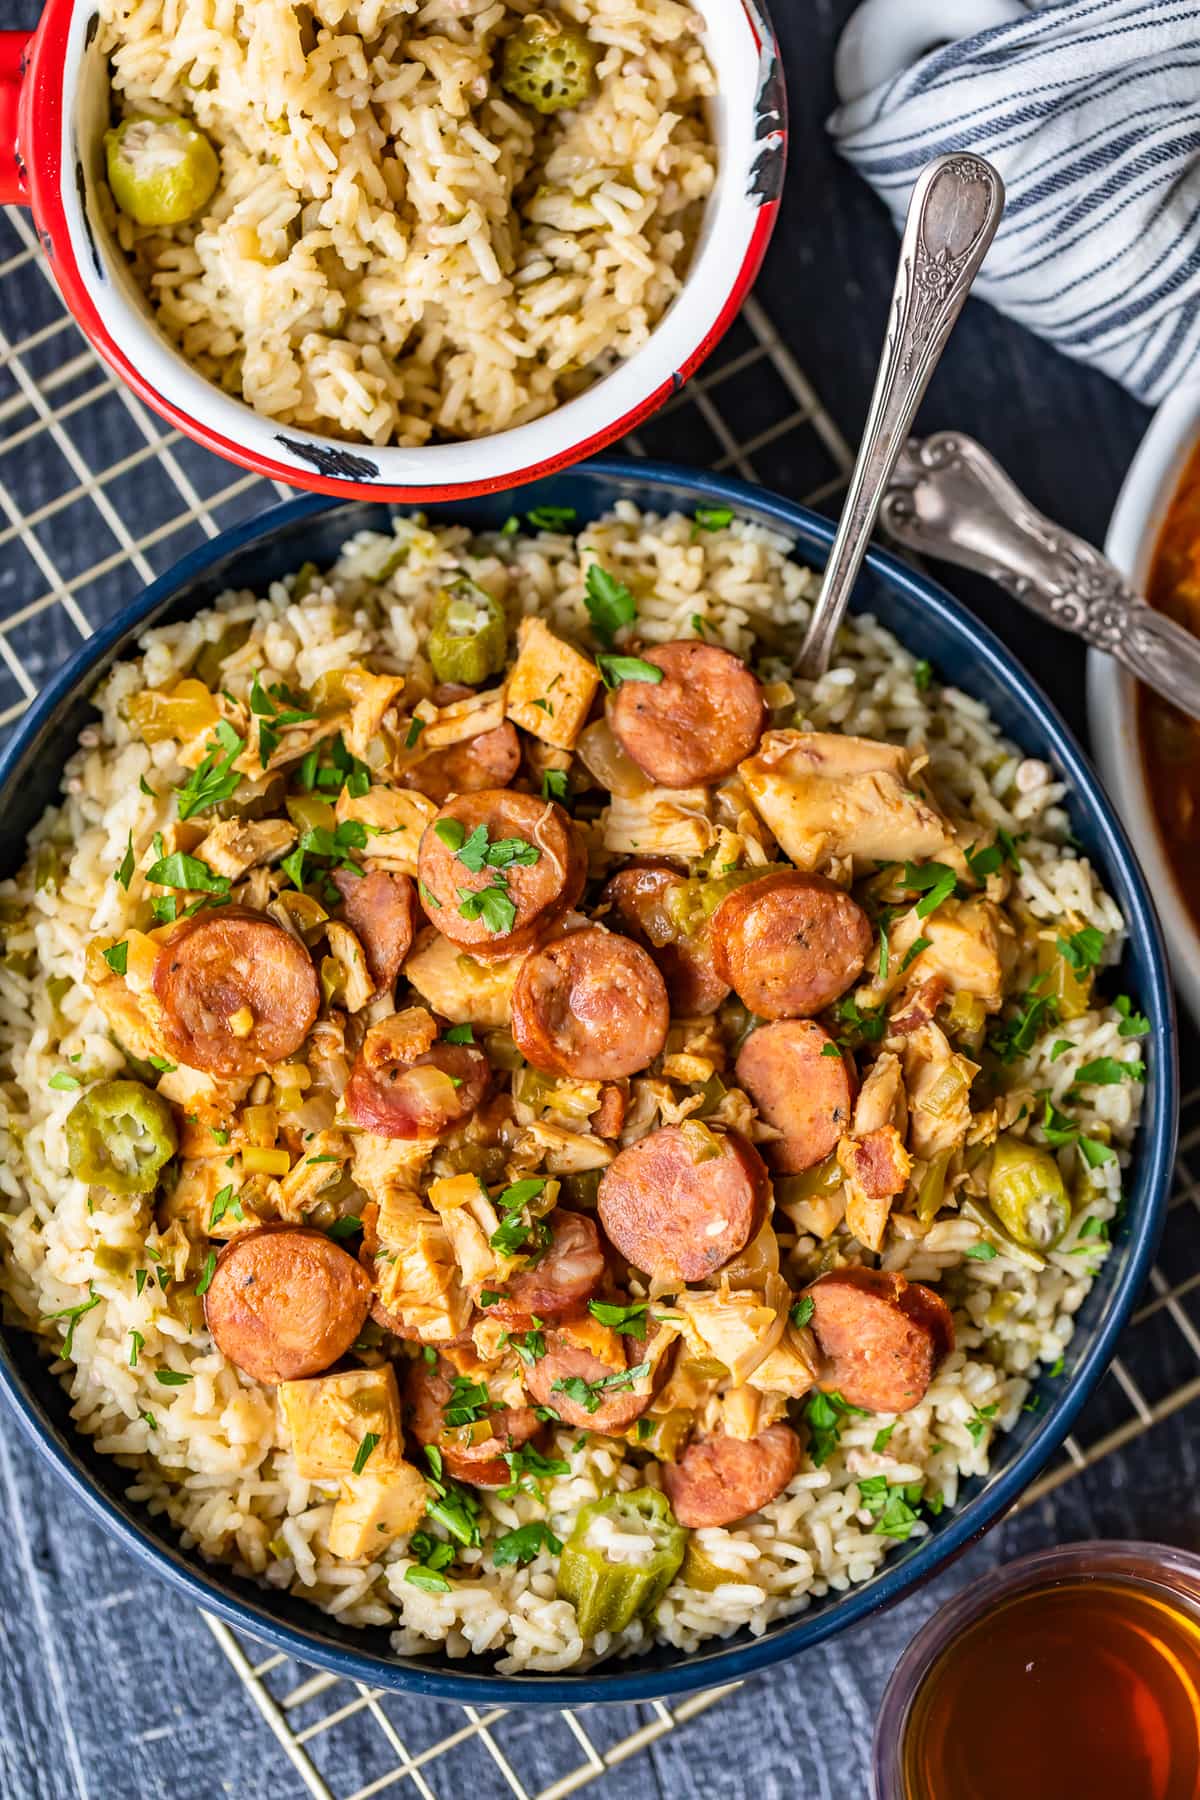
[797,153,1005,678]
[880,430,1200,722]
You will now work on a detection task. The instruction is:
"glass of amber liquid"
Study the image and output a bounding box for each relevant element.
[872,1542,1200,1800]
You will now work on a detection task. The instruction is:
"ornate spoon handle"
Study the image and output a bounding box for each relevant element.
[881,431,1200,722]
[796,154,1005,678]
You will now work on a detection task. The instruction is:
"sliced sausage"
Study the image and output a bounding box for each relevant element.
[602,862,730,1016]
[204,1223,370,1385]
[522,1317,662,1433]
[405,1353,542,1485]
[511,926,669,1080]
[802,1266,954,1413]
[591,1083,627,1140]
[402,723,522,804]
[153,907,320,1078]
[597,1123,769,1283]
[486,1210,606,1327]
[711,870,872,1018]
[332,868,416,994]
[735,1019,855,1174]
[416,788,585,962]
[662,1425,801,1528]
[608,641,766,788]
[345,1040,491,1139]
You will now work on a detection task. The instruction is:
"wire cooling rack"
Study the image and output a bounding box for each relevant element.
[3,193,1200,1799]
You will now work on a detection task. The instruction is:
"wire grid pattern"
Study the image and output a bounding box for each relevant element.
[2,195,1198,1798]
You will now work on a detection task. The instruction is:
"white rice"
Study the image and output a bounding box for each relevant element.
[0,505,1146,1671]
[97,0,716,445]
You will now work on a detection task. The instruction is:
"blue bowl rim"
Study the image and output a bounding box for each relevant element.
[0,456,1178,1704]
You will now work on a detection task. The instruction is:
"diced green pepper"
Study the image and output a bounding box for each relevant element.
[500,15,597,114]
[556,1488,686,1637]
[987,1133,1071,1251]
[427,582,507,687]
[65,1079,177,1195]
[105,114,220,226]
[559,1168,601,1210]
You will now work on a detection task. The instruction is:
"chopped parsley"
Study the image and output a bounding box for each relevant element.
[144,850,231,895]
[900,859,959,919]
[987,977,1057,1063]
[138,775,157,798]
[692,505,733,534]
[48,1071,81,1092]
[965,1403,998,1447]
[1115,994,1149,1038]
[443,1023,475,1046]
[789,1296,815,1331]
[458,882,518,935]
[208,1185,244,1230]
[102,941,129,976]
[502,1328,546,1367]
[588,1299,648,1338]
[964,829,1023,880]
[857,1474,929,1540]
[404,1566,452,1594]
[492,1520,563,1567]
[1057,926,1105,974]
[912,659,933,692]
[154,1369,193,1387]
[423,1445,483,1548]
[584,563,637,646]
[249,671,316,769]
[405,717,427,751]
[418,879,442,910]
[441,1377,492,1429]
[528,505,576,531]
[551,1362,651,1414]
[175,720,245,820]
[43,1283,101,1359]
[802,1389,868,1466]
[135,1269,148,1296]
[964,1241,998,1261]
[872,1422,896,1454]
[1050,1038,1073,1062]
[194,1250,217,1297]
[352,1431,380,1476]
[113,833,135,890]
[596,653,663,690]
[326,1215,362,1241]
[128,1330,144,1368]
[497,1444,569,1500]
[541,768,569,804]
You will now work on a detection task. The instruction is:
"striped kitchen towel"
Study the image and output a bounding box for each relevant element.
[827,0,1200,404]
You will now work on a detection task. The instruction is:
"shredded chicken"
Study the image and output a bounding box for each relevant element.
[196,818,296,880]
[334,787,434,878]
[901,1021,980,1160]
[404,926,521,1027]
[739,730,949,872]
[505,616,601,750]
[601,788,714,859]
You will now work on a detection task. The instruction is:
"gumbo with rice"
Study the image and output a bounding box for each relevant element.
[0,507,1147,1670]
[96,0,716,446]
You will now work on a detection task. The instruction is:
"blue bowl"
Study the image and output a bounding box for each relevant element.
[0,459,1178,1703]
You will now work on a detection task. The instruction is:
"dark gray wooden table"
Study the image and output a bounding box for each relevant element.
[2,2,1199,1796]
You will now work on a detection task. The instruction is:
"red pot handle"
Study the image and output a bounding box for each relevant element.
[1,31,32,207]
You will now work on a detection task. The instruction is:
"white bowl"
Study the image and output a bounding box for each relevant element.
[1088,377,1200,1024]
[5,0,785,501]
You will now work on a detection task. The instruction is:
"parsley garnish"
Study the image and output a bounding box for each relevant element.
[48,1071,81,1092]
[326,1215,362,1241]
[208,1185,244,1230]
[528,505,576,531]
[692,505,733,534]
[44,1283,101,1358]
[145,850,231,895]
[965,1402,998,1446]
[900,860,959,919]
[872,1422,896,1454]
[551,1362,651,1414]
[154,1369,193,1387]
[588,1299,648,1339]
[352,1431,380,1476]
[1057,926,1105,973]
[965,1241,998,1261]
[1073,1056,1144,1088]
[912,659,933,692]
[497,1444,569,1500]
[102,941,129,976]
[423,1445,483,1548]
[175,720,245,820]
[789,1296,815,1330]
[405,1566,452,1594]
[113,833,135,890]
[444,1024,475,1045]
[441,1377,492,1429]
[128,1329,144,1368]
[584,564,637,645]
[458,882,517,935]
[596,653,663,690]
[541,769,569,804]
[492,1520,563,1567]
[802,1389,868,1466]
[138,775,157,798]
[195,1251,217,1297]
[1115,994,1149,1038]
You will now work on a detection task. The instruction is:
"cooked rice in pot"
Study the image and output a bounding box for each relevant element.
[97,0,716,445]
[0,506,1145,1672]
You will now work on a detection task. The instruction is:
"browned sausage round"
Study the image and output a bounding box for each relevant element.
[522,1319,660,1433]
[402,723,522,804]
[597,1123,770,1282]
[735,1020,856,1173]
[511,926,670,1080]
[345,1040,491,1139]
[332,868,416,994]
[153,907,320,1078]
[405,1353,543,1485]
[486,1210,606,1326]
[602,862,730,1016]
[662,1425,801,1527]
[802,1267,954,1413]
[711,871,872,1018]
[416,788,585,961]
[204,1223,370,1385]
[608,641,766,788]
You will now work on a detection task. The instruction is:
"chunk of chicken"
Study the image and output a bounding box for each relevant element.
[602,788,714,860]
[363,1199,471,1343]
[159,1157,265,1239]
[505,616,601,750]
[427,1172,517,1294]
[835,1050,912,1252]
[277,1129,350,1217]
[279,1365,405,1480]
[671,1275,790,1387]
[195,818,296,881]
[327,1465,427,1559]
[343,669,407,762]
[515,1118,616,1173]
[738,730,949,873]
[404,926,521,1028]
[334,788,435,879]
[324,921,375,1015]
[901,1021,979,1160]
[352,1134,435,1212]
[416,684,507,750]
[903,898,1015,1014]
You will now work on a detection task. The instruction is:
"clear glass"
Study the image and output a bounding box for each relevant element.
[872,1540,1200,1800]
